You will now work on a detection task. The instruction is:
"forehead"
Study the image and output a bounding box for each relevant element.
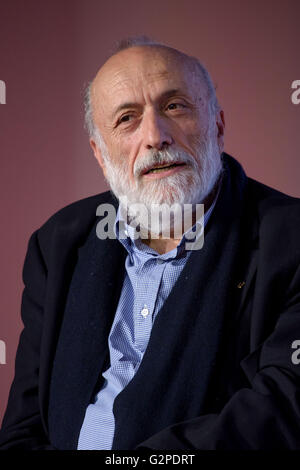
[91,46,206,115]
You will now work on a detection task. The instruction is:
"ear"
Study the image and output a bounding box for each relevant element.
[216,109,225,153]
[90,138,107,178]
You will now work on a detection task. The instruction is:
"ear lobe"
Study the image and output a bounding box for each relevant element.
[217,110,225,136]
[216,110,225,153]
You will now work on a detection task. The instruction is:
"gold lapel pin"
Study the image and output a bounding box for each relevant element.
[237,281,246,289]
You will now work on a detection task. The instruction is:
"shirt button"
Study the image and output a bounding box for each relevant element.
[141,305,150,318]
[156,259,164,264]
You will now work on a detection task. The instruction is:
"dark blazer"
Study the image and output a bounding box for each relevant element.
[1,154,300,450]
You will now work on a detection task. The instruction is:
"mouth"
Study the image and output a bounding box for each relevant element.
[142,161,186,176]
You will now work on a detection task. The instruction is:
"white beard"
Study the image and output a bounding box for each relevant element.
[95,125,223,236]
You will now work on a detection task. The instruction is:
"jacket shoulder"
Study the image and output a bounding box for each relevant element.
[246,177,300,215]
[41,191,116,228]
[246,177,300,262]
[35,191,118,256]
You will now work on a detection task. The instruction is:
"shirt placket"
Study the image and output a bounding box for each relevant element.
[134,258,165,353]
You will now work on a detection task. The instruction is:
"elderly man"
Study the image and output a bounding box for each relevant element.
[1,37,300,450]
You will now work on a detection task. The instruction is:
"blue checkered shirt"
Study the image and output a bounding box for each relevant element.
[77,200,217,449]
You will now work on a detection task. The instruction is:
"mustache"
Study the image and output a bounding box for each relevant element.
[133,148,197,178]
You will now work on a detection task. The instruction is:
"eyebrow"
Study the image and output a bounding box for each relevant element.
[111,88,185,120]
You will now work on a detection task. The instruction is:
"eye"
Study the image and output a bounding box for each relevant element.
[118,114,133,124]
[166,102,185,111]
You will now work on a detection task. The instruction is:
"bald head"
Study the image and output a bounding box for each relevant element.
[84,40,220,141]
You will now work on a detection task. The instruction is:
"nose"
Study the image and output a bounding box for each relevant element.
[141,110,173,151]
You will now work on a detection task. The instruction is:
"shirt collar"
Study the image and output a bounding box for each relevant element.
[114,186,220,259]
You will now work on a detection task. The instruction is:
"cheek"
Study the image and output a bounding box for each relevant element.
[175,131,203,160]
[123,134,145,176]
[104,138,125,167]
[186,117,212,148]
[108,139,137,182]
[172,118,204,148]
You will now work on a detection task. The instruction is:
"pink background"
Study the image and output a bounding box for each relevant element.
[0,0,299,425]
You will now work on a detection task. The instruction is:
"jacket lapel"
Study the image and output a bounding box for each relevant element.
[47,202,126,450]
